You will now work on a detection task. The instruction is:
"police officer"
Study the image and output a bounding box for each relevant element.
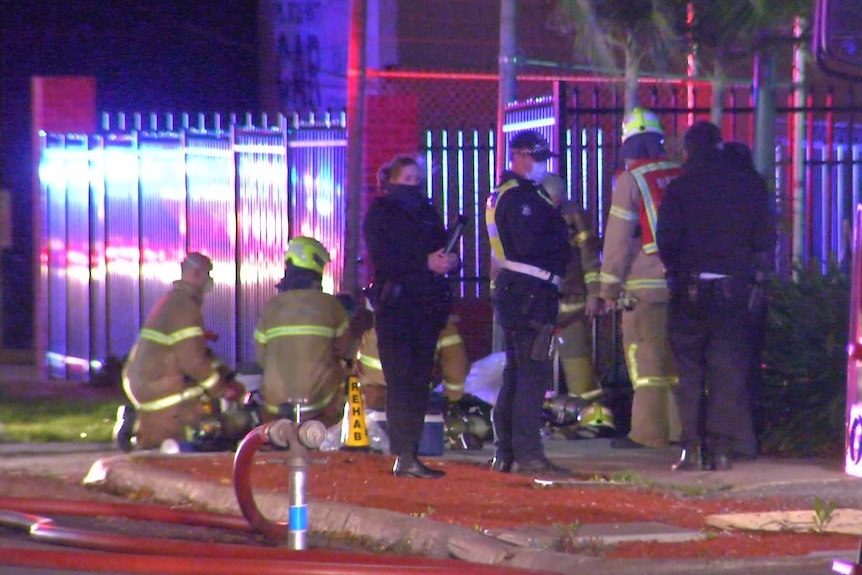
[254,237,361,426]
[656,122,776,471]
[485,130,573,477]
[363,154,459,479]
[121,253,243,451]
[599,107,683,450]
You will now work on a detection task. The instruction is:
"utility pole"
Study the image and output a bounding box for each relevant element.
[345,0,367,297]
[496,0,518,180]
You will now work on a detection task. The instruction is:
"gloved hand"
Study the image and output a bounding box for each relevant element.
[222,379,246,402]
[349,308,374,338]
[585,296,604,319]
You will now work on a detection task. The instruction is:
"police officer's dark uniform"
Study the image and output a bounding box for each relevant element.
[656,122,776,471]
[363,178,452,478]
[485,131,572,476]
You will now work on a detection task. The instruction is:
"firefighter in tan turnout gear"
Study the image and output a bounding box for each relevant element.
[599,108,683,449]
[254,237,359,426]
[355,314,468,411]
[541,173,603,397]
[121,253,243,451]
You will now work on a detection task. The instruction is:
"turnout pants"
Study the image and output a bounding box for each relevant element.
[621,302,681,448]
[557,314,597,396]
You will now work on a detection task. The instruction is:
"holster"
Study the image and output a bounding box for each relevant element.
[364,281,402,312]
[529,321,557,361]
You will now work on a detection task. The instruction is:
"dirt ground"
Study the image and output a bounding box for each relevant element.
[138,449,859,561]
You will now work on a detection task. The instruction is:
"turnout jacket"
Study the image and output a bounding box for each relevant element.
[123,280,226,412]
[599,159,683,304]
[254,289,353,415]
[558,200,601,325]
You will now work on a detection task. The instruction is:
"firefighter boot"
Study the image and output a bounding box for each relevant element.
[112,404,138,453]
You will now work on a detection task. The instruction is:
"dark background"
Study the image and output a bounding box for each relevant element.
[0,0,260,350]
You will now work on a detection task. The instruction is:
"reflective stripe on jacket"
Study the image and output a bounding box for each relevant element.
[558,199,601,323]
[255,289,351,413]
[599,159,682,304]
[122,280,221,412]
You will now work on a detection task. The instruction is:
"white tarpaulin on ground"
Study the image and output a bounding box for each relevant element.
[463,352,506,406]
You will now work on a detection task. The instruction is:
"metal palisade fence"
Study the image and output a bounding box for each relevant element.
[38,77,862,378]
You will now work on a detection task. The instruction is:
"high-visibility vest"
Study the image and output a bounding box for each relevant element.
[626,159,683,255]
[486,178,560,284]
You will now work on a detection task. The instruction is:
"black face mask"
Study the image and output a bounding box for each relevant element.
[385,182,428,214]
[384,182,422,197]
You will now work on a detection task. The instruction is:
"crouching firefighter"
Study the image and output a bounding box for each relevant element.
[118,253,244,451]
[254,237,364,426]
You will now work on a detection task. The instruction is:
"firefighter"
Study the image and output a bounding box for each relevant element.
[541,173,603,397]
[485,130,573,478]
[355,313,468,411]
[657,122,775,471]
[120,253,243,451]
[254,237,361,426]
[599,107,682,449]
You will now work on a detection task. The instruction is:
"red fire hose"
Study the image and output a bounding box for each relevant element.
[0,422,549,574]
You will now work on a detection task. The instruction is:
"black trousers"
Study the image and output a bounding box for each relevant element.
[667,276,754,454]
[375,298,448,458]
[492,272,559,464]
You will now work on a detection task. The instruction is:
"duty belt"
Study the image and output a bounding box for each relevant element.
[498,260,562,287]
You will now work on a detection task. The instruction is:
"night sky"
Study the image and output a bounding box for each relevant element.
[0,0,259,348]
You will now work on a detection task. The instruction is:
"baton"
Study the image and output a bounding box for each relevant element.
[444,215,469,254]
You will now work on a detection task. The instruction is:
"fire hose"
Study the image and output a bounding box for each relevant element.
[0,419,550,574]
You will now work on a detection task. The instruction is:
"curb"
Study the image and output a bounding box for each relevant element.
[83,454,854,575]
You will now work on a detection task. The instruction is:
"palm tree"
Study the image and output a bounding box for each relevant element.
[549,0,685,113]
[688,0,813,125]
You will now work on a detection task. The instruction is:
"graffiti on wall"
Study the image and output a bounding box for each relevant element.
[271,0,349,112]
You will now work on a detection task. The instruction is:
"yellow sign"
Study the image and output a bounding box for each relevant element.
[340,375,369,450]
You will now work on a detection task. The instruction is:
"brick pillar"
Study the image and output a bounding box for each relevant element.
[359,93,420,287]
[31,76,97,375]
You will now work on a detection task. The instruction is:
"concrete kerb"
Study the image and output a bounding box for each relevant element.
[80,453,859,575]
[83,454,564,569]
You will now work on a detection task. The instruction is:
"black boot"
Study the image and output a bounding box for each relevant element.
[671,444,704,471]
[393,456,446,479]
[112,404,137,453]
[708,450,732,471]
[704,439,733,471]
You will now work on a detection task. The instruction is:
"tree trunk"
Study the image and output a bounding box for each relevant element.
[710,59,726,127]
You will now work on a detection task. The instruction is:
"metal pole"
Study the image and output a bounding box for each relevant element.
[344,0,367,297]
[792,18,808,267]
[287,452,308,550]
[496,0,517,180]
[492,0,517,354]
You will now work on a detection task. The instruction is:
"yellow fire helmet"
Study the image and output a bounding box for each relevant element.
[621,107,664,143]
[284,236,330,275]
[578,403,616,430]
